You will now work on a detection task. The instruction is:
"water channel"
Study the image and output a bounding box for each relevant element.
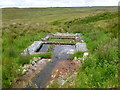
[28,44,76,88]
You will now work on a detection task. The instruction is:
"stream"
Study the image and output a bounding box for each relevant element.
[28,44,76,88]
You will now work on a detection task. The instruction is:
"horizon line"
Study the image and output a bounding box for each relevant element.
[1,5,118,8]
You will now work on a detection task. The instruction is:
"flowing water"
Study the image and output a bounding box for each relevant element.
[28,44,76,88]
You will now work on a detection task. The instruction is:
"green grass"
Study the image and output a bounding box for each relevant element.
[45,38,75,43]
[30,53,52,59]
[2,7,118,88]
[69,51,84,60]
[59,12,118,88]
[65,12,118,25]
[17,55,32,65]
[49,20,63,25]
[2,7,117,24]
[2,23,50,87]
[48,46,55,52]
[48,80,60,88]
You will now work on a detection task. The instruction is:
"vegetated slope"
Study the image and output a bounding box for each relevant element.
[51,13,118,88]
[2,7,118,88]
[2,7,117,24]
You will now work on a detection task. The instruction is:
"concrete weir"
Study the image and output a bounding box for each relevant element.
[21,32,86,55]
[20,33,88,88]
[21,42,88,55]
[21,41,43,55]
[76,42,88,52]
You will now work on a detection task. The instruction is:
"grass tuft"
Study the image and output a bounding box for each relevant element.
[69,51,84,60]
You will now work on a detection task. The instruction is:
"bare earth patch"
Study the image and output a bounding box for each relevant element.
[47,59,82,88]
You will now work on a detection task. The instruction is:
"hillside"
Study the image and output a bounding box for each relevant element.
[2,7,119,88]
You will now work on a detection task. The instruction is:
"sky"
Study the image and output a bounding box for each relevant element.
[0,0,119,8]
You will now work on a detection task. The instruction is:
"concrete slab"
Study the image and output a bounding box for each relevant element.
[76,43,88,52]
[21,41,43,55]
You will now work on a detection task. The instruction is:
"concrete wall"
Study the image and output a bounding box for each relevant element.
[21,41,43,55]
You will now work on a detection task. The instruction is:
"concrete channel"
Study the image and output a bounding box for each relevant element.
[19,33,88,88]
[28,44,76,88]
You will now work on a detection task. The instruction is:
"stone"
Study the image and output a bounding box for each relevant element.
[30,59,33,64]
[23,64,30,69]
[38,57,41,60]
[38,59,46,64]
[81,40,84,43]
[37,60,42,64]
[21,41,43,55]
[41,59,48,61]
[83,52,89,57]
[83,52,89,61]
[21,49,29,55]
[66,49,75,54]
[76,43,88,52]
[74,57,77,61]
[31,61,35,65]
[78,57,83,61]
[74,72,77,75]
[48,59,52,62]
[29,65,32,68]
[22,69,27,74]
[49,80,54,84]
[60,80,66,86]
[41,36,49,41]
[33,57,37,60]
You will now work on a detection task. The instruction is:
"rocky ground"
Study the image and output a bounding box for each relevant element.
[47,57,83,88]
[13,57,52,88]
[16,33,88,88]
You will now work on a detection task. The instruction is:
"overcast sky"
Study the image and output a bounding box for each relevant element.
[0,0,119,8]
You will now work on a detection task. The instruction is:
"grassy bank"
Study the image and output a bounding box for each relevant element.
[2,7,118,88]
[55,13,118,88]
[69,51,84,60]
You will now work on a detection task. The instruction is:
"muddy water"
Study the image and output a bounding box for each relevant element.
[29,44,76,88]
